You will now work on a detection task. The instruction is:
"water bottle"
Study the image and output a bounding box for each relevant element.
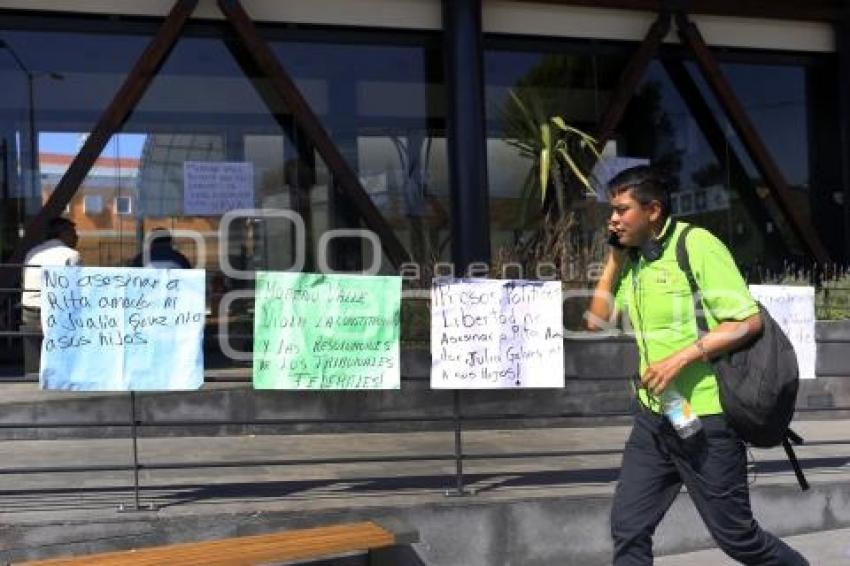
[661,388,702,438]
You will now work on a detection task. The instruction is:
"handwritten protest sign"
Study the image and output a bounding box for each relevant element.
[40,267,206,391]
[749,285,816,380]
[253,272,401,390]
[183,161,254,215]
[431,279,564,389]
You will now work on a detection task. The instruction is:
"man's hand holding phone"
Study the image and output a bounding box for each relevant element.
[608,231,625,249]
[606,222,628,269]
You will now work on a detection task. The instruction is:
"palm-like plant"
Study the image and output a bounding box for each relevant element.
[501,89,601,224]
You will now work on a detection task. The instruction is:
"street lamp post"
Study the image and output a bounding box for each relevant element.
[0,39,37,208]
[0,39,63,216]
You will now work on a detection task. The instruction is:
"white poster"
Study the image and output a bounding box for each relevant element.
[183,161,254,215]
[749,285,817,380]
[431,279,564,389]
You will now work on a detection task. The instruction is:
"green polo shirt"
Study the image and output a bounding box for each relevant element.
[613,219,759,416]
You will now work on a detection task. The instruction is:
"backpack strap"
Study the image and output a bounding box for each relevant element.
[782,429,810,491]
[674,224,708,334]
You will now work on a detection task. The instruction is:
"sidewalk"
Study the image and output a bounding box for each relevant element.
[1,420,849,523]
[656,527,850,565]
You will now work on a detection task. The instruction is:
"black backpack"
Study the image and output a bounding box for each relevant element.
[676,225,809,490]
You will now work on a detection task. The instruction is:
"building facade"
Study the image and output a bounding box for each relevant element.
[1,1,848,363]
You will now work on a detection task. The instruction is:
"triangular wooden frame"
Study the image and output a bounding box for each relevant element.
[595,9,829,262]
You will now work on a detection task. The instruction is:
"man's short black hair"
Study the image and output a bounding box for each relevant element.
[607,165,673,218]
[46,217,76,239]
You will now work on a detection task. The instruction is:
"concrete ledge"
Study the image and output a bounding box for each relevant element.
[2,481,848,565]
[0,327,848,440]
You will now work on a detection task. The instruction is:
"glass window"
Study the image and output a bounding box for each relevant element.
[484,45,628,283]
[115,195,132,215]
[485,37,839,277]
[1,19,449,373]
[83,194,103,214]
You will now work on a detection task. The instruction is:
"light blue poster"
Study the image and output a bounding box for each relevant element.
[39,266,206,391]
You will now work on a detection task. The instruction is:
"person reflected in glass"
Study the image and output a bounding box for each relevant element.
[21,217,81,375]
[130,227,191,269]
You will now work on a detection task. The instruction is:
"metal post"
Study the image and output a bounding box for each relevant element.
[118,391,156,512]
[445,390,474,497]
[0,40,39,215]
[26,72,37,211]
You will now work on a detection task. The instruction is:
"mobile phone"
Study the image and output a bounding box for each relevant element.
[608,231,625,249]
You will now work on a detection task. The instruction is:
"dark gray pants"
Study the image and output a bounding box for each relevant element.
[611,410,808,565]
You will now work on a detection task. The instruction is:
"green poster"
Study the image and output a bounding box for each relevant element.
[253,272,401,389]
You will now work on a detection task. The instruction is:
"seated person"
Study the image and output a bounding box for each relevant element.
[129,228,191,269]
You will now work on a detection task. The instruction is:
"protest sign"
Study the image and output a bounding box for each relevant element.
[254,272,401,389]
[183,161,254,215]
[749,285,816,380]
[431,279,564,389]
[40,266,206,390]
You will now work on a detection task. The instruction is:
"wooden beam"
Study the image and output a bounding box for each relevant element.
[594,12,670,150]
[515,1,841,23]
[217,0,410,269]
[676,13,831,264]
[661,59,786,258]
[5,0,198,268]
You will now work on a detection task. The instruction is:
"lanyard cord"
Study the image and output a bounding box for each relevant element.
[631,257,662,412]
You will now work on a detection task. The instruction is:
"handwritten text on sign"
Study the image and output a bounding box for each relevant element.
[183,161,254,215]
[40,267,206,391]
[749,285,816,380]
[253,272,401,390]
[431,279,564,389]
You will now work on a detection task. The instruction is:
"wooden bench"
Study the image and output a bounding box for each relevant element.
[16,520,418,566]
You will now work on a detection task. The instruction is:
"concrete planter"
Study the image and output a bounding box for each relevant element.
[800,320,850,412]
[0,321,847,440]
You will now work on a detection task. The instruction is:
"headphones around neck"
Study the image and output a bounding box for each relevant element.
[631,219,677,263]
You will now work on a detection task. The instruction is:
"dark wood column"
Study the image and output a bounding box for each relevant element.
[442,0,491,272]
[836,10,850,263]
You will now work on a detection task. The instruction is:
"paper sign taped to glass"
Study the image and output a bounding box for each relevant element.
[431,278,565,389]
[39,266,206,391]
[253,272,402,390]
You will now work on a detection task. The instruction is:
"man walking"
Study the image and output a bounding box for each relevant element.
[586,165,807,565]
